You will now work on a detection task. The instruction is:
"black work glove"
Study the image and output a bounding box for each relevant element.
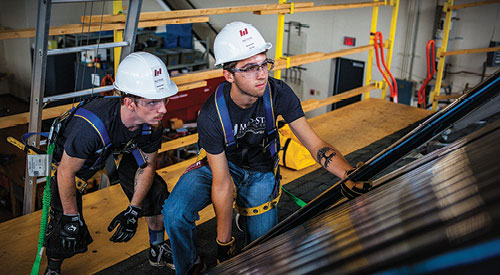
[216,237,236,264]
[107,205,142,242]
[340,167,373,200]
[60,213,84,251]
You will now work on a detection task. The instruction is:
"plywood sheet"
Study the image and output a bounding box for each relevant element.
[280,99,432,183]
[0,99,432,274]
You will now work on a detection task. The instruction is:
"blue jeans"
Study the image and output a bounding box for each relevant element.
[162,161,278,274]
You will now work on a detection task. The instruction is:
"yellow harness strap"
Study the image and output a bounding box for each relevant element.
[234,185,282,216]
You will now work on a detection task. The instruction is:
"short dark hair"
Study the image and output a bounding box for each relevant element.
[222,61,238,72]
[119,91,141,105]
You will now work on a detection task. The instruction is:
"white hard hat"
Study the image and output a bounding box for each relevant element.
[214,21,272,66]
[113,52,178,99]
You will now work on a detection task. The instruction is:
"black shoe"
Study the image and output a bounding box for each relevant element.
[188,256,206,275]
[149,240,175,269]
[44,268,60,275]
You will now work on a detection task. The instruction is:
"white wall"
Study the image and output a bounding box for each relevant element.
[1,0,499,106]
[444,0,500,94]
[0,1,33,99]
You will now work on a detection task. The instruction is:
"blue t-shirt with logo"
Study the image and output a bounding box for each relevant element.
[198,77,304,172]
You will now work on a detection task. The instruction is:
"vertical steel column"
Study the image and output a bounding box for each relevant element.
[119,0,142,61]
[431,0,454,111]
[113,0,124,74]
[364,0,379,99]
[23,0,52,214]
[273,0,286,80]
[381,0,400,100]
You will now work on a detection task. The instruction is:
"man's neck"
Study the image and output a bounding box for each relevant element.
[230,86,258,109]
[120,105,140,131]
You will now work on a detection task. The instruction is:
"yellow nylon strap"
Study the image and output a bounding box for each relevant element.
[234,185,282,216]
[290,2,295,14]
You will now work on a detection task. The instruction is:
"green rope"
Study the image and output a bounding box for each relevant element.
[281,186,307,207]
[31,143,54,275]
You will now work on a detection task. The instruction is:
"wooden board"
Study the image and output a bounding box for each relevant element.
[254,2,386,15]
[82,3,315,24]
[450,0,500,10]
[0,99,432,274]
[0,17,210,40]
[441,46,500,57]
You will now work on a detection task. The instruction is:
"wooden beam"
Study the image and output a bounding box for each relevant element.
[274,45,372,70]
[450,0,500,10]
[440,46,500,57]
[274,52,325,69]
[81,3,315,24]
[0,103,76,129]
[159,133,198,153]
[0,17,209,40]
[254,2,386,15]
[302,84,377,113]
[172,69,223,85]
[323,44,373,59]
[177,80,207,91]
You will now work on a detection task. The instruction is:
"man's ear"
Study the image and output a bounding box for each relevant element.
[223,70,234,83]
[123,97,137,111]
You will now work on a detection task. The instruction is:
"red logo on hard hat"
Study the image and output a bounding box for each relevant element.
[239,28,248,36]
[154,68,162,76]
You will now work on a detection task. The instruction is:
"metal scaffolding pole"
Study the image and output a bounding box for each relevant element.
[24,0,52,214]
[23,0,142,214]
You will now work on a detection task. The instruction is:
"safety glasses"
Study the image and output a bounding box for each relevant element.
[230,59,274,78]
[135,98,169,110]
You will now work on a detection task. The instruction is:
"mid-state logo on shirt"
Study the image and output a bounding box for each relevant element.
[239,28,248,36]
[234,117,266,138]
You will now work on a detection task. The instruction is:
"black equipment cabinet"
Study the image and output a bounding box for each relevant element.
[37,52,77,97]
[328,57,365,110]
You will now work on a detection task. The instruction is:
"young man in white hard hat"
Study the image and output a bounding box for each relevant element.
[162,22,372,274]
[43,52,177,274]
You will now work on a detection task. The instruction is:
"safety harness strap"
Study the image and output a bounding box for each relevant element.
[21,102,151,192]
[234,187,282,217]
[74,108,149,170]
[262,83,278,160]
[215,83,236,148]
[214,82,282,216]
[74,108,111,149]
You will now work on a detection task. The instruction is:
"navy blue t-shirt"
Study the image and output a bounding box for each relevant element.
[54,98,162,179]
[198,77,304,172]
